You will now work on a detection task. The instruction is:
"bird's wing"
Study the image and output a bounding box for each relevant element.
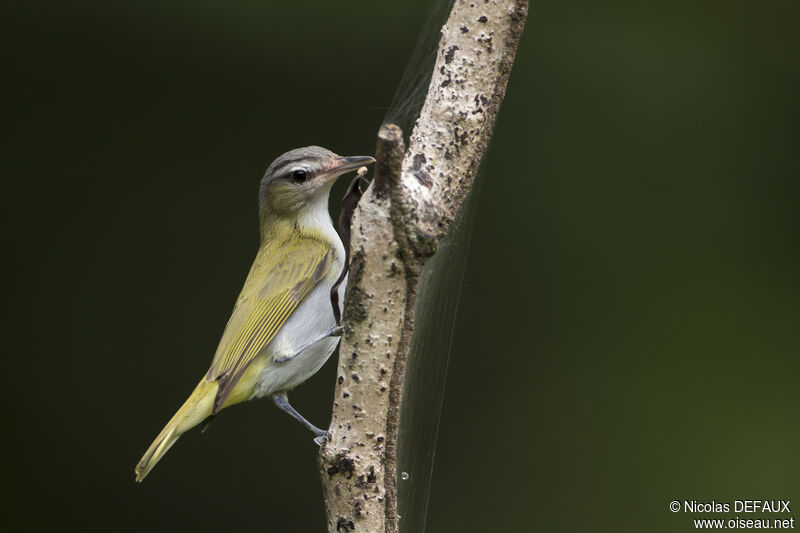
[206,238,333,413]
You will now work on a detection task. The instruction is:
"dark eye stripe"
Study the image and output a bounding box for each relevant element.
[272,158,314,176]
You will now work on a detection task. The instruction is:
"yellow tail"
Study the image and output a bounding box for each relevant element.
[135,380,218,482]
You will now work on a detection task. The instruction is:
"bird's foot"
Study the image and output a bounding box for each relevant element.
[312,426,328,446]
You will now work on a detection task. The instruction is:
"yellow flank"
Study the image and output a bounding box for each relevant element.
[134,214,335,482]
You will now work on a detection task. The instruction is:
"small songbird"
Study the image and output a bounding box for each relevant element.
[135,146,375,482]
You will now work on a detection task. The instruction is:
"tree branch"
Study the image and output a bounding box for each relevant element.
[318,2,528,531]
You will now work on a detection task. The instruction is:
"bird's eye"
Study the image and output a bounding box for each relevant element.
[291,170,308,183]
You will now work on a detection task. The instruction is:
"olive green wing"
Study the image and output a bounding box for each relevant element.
[206,239,333,413]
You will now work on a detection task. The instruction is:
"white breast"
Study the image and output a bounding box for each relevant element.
[251,201,347,398]
[251,272,346,397]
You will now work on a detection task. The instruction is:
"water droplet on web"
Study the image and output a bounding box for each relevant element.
[400,471,410,481]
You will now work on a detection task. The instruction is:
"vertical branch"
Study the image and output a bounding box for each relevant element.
[319,2,528,532]
[319,126,408,533]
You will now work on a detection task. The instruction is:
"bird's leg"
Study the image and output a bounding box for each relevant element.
[271,393,327,444]
[273,325,344,363]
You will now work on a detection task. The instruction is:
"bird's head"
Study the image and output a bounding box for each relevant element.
[259,146,374,218]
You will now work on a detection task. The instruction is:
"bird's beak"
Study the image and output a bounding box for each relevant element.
[332,156,376,174]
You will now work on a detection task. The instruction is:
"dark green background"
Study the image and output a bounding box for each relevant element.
[4,1,798,531]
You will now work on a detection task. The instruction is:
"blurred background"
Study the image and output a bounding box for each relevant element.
[3,0,799,531]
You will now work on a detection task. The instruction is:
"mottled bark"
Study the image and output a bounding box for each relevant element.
[318,1,528,532]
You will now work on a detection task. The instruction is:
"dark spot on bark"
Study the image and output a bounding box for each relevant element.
[376,436,384,443]
[338,375,344,384]
[380,386,387,392]
[366,465,376,483]
[444,45,459,64]
[328,453,355,479]
[336,517,355,532]
[380,367,387,375]
[409,228,439,258]
[414,170,433,188]
[439,65,445,74]
[348,250,365,284]
[440,78,451,88]
[351,352,358,359]
[478,15,488,23]
[444,148,453,160]
[412,153,426,170]
[460,25,469,33]
[454,127,469,146]
[343,392,349,398]
[351,373,360,382]
[343,286,368,323]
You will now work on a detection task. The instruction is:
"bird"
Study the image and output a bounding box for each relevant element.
[134,146,375,482]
